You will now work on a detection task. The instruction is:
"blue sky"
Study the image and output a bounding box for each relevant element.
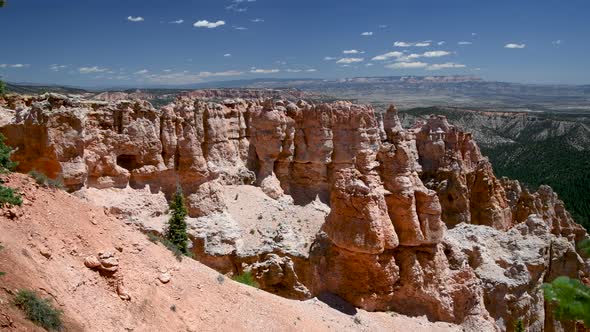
[0,0,589,86]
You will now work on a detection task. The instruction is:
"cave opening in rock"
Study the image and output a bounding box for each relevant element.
[117,154,139,171]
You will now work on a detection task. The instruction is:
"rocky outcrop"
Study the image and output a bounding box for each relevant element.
[444,215,587,332]
[501,178,586,242]
[311,111,492,326]
[413,115,512,230]
[1,93,588,331]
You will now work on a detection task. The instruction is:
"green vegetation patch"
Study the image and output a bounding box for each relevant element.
[232,271,259,288]
[543,276,590,327]
[14,289,63,331]
[28,170,65,189]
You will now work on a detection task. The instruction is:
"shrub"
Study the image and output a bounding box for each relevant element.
[0,80,6,97]
[0,133,22,207]
[165,186,189,255]
[0,184,21,207]
[514,319,525,332]
[232,271,259,288]
[13,289,63,331]
[28,170,65,189]
[0,134,17,172]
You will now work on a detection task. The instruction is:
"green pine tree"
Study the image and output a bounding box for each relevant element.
[165,185,189,255]
[543,276,590,327]
[0,79,6,97]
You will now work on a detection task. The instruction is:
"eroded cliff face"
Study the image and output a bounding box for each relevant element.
[0,93,587,331]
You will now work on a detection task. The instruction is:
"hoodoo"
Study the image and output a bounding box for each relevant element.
[0,93,587,331]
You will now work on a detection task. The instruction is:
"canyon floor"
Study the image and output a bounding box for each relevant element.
[0,173,460,332]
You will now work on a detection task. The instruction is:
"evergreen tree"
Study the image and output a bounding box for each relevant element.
[0,79,6,97]
[514,319,525,332]
[165,185,189,254]
[543,276,590,327]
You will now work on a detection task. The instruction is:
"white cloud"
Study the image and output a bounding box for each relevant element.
[135,69,149,75]
[394,41,430,47]
[226,2,247,12]
[378,24,387,28]
[336,57,364,64]
[422,51,451,57]
[385,62,428,69]
[371,51,403,61]
[169,19,184,24]
[305,68,317,72]
[79,66,108,74]
[251,18,264,23]
[49,64,67,71]
[458,41,472,45]
[1,64,29,69]
[343,49,362,54]
[233,26,248,30]
[127,16,144,22]
[361,32,373,36]
[286,69,302,73]
[471,32,477,36]
[193,20,226,28]
[198,70,243,77]
[365,63,374,67]
[324,56,337,61]
[388,50,451,62]
[504,43,526,49]
[552,40,562,46]
[394,41,412,47]
[224,53,232,57]
[437,41,446,45]
[250,68,280,74]
[427,62,466,70]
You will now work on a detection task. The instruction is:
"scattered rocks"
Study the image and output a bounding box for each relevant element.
[158,272,171,284]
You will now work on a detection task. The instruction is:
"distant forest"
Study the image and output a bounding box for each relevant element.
[483,139,590,231]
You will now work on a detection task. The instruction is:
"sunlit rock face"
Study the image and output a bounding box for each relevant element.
[1,93,587,330]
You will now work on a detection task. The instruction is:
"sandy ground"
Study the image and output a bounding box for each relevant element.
[0,174,461,331]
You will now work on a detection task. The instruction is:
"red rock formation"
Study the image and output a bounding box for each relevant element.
[312,114,491,324]
[414,115,512,229]
[0,93,587,330]
[501,178,586,241]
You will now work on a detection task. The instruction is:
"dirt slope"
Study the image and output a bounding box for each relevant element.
[0,173,459,332]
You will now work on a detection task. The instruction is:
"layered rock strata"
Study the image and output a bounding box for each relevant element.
[1,93,587,331]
